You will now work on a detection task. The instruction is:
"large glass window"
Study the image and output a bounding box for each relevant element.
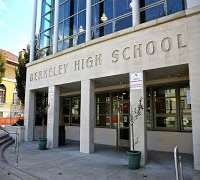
[153,88,177,130]
[38,0,54,58]
[146,85,192,132]
[180,87,192,131]
[91,0,132,39]
[140,0,185,23]
[62,96,80,126]
[58,0,86,51]
[96,91,129,128]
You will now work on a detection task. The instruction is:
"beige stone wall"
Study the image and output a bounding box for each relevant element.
[25,6,200,170]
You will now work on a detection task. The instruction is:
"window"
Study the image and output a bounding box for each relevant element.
[62,96,80,126]
[13,89,19,105]
[0,85,6,104]
[38,0,54,58]
[96,91,129,128]
[57,0,86,51]
[180,87,192,131]
[91,0,132,39]
[146,85,192,132]
[140,0,185,23]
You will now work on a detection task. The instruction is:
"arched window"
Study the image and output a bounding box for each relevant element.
[0,84,6,104]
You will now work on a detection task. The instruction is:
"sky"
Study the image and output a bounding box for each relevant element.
[0,0,34,56]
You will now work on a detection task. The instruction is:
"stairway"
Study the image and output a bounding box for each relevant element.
[0,128,40,180]
[0,130,15,162]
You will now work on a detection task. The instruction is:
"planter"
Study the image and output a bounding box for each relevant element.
[38,138,47,150]
[127,150,141,169]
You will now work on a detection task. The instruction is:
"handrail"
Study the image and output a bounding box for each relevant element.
[174,146,184,180]
[0,125,10,134]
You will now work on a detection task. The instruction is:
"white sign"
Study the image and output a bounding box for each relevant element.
[187,89,191,105]
[129,72,143,90]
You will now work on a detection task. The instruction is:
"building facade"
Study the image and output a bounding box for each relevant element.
[0,49,23,124]
[25,0,200,170]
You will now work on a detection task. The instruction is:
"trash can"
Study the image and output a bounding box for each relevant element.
[127,150,141,169]
[38,137,47,150]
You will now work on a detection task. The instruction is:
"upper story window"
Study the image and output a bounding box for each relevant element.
[0,85,6,104]
[36,0,185,57]
[91,0,132,39]
[57,0,86,51]
[38,0,55,58]
[140,0,185,23]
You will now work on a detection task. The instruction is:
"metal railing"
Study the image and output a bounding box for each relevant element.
[0,125,20,166]
[174,146,184,180]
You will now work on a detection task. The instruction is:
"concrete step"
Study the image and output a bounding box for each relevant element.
[0,133,9,140]
[0,136,12,146]
[0,137,15,161]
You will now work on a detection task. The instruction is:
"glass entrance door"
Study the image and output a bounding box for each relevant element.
[112,91,129,149]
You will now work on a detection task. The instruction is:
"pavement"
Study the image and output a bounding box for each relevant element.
[0,141,200,180]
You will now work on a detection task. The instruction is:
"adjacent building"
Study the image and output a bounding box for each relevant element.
[25,0,200,170]
[0,49,23,125]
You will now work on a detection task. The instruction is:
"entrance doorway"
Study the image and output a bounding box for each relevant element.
[96,90,130,150]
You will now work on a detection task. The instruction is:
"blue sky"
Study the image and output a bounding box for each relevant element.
[0,0,34,55]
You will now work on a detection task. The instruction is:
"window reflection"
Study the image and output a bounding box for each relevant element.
[57,0,86,51]
[91,0,132,39]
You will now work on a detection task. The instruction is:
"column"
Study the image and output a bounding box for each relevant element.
[80,79,95,153]
[186,0,200,9]
[47,86,60,148]
[129,72,146,166]
[130,0,140,27]
[24,89,35,141]
[189,64,200,170]
[53,0,59,54]
[30,0,38,62]
[86,0,92,42]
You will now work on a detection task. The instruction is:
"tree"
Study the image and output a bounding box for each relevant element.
[15,47,29,105]
[0,52,5,83]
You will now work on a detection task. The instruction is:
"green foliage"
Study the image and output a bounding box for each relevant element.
[15,48,30,105]
[0,52,5,83]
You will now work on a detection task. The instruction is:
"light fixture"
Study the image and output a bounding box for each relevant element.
[101,13,108,22]
[79,25,84,33]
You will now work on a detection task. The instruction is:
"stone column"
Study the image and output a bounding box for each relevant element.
[86,0,92,42]
[80,79,95,153]
[53,0,59,54]
[130,0,140,27]
[129,72,146,166]
[186,0,200,9]
[24,89,35,141]
[47,86,60,148]
[189,64,200,170]
[30,0,38,62]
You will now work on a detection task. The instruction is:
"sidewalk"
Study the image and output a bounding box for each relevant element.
[1,142,200,180]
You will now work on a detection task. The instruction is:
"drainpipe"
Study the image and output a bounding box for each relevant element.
[30,0,38,62]
[86,0,92,42]
[130,0,140,27]
[53,0,59,54]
